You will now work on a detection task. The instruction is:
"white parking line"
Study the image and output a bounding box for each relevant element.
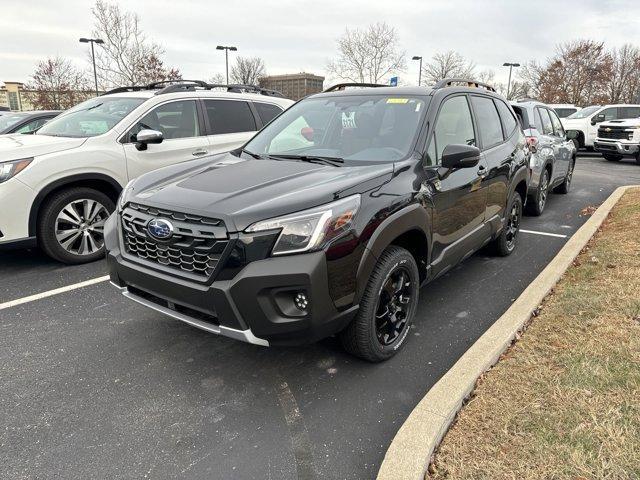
[520,229,568,239]
[0,275,109,311]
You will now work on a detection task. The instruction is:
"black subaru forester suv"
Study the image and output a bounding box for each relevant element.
[105,79,529,362]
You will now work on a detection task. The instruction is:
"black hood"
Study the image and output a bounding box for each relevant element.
[128,152,394,231]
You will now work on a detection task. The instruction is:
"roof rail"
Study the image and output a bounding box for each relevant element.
[323,83,387,92]
[433,78,496,92]
[102,80,284,98]
[516,97,539,103]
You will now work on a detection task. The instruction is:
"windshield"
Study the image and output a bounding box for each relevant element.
[567,105,600,119]
[244,94,428,163]
[0,113,28,132]
[37,97,145,138]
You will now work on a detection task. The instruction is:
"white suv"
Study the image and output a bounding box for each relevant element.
[0,81,293,263]
[561,104,640,149]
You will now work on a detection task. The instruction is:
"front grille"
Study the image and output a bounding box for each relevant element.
[598,127,633,140]
[121,203,229,279]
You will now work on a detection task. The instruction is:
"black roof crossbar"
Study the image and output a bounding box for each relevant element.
[433,78,496,92]
[102,80,284,98]
[323,83,387,92]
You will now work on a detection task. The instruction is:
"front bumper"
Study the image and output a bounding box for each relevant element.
[106,216,357,346]
[594,140,640,155]
[0,177,36,248]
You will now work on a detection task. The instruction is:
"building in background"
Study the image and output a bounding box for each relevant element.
[259,73,324,101]
[0,82,31,111]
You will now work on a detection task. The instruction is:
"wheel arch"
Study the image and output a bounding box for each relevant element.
[29,173,122,237]
[355,203,431,303]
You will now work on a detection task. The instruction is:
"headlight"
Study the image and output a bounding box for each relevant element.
[245,195,361,255]
[0,158,33,184]
[117,179,135,210]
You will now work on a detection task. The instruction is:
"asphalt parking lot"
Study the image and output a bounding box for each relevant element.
[2,154,640,480]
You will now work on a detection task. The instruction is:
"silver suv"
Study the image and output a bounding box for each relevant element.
[510,100,576,215]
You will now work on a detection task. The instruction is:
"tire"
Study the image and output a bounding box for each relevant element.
[636,152,640,165]
[603,154,622,162]
[571,138,580,151]
[340,246,419,362]
[38,187,115,264]
[490,192,523,257]
[554,158,575,194]
[525,168,549,216]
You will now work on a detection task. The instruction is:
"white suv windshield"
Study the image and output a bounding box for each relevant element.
[567,105,600,119]
[37,97,145,138]
[244,94,428,163]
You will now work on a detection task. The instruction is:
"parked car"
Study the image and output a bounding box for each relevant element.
[561,104,640,149]
[594,118,640,163]
[549,104,580,118]
[511,100,576,215]
[0,110,61,135]
[105,78,529,361]
[0,80,293,263]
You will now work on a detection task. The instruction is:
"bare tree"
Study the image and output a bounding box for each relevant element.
[26,56,91,110]
[230,57,266,85]
[91,0,181,88]
[422,51,475,85]
[327,22,406,83]
[609,44,640,103]
[208,73,226,85]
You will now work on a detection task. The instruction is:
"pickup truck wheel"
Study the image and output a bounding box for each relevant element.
[525,168,549,216]
[340,246,419,362]
[38,187,115,264]
[554,158,575,194]
[490,192,522,257]
[603,154,622,162]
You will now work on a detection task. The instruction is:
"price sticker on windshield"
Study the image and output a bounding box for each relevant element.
[386,98,409,104]
[342,112,357,128]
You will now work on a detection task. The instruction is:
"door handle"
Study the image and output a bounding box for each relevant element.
[192,149,208,157]
[477,165,487,177]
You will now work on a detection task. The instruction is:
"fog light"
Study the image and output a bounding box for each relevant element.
[294,292,308,310]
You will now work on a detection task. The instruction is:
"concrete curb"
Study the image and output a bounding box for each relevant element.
[377,185,638,480]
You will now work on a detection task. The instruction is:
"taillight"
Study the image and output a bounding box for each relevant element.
[526,136,538,153]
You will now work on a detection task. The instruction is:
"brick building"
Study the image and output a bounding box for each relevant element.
[259,73,324,101]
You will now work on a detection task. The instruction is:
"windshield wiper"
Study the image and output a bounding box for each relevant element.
[240,148,263,159]
[268,154,345,167]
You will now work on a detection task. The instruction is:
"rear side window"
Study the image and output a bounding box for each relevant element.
[429,95,476,165]
[204,100,256,135]
[254,102,283,125]
[495,100,518,137]
[537,108,554,135]
[620,106,640,119]
[471,96,503,148]
[533,108,544,132]
[548,109,564,136]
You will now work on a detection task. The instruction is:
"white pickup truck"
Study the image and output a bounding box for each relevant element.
[594,118,640,163]
[561,104,640,150]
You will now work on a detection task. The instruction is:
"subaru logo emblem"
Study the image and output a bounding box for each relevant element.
[147,218,173,240]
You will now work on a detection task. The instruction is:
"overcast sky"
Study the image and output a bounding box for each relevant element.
[2,0,640,87]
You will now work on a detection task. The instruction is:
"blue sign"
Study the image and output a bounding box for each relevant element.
[389,77,398,87]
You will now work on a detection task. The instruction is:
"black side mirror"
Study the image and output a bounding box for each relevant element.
[441,144,481,169]
[591,113,605,126]
[135,129,164,151]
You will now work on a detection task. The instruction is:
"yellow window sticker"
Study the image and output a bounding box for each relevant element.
[386,98,409,104]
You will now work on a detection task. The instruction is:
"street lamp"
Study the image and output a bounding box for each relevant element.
[502,62,521,99]
[216,45,238,84]
[80,37,104,96]
[412,56,423,86]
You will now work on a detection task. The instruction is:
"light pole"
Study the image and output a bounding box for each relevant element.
[412,56,423,86]
[216,45,238,84]
[503,62,520,99]
[80,37,104,96]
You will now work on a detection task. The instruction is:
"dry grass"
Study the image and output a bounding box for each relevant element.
[429,188,640,480]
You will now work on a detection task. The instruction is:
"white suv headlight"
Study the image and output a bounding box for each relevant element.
[245,195,361,255]
[0,158,33,184]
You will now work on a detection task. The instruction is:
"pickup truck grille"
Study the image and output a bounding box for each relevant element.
[598,126,633,140]
[120,203,229,280]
